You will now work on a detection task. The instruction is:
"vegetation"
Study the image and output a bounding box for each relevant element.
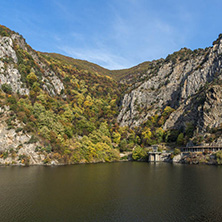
[132,146,148,160]
[0,25,16,37]
[0,24,221,165]
[216,151,222,164]
[1,84,12,94]
[173,148,181,156]
[165,47,206,64]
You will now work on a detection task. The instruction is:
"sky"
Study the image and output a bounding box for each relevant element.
[1,0,222,69]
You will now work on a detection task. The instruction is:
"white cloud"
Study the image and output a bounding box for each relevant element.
[58,46,130,70]
[53,0,196,69]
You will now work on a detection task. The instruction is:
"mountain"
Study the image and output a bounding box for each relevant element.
[0,25,122,165]
[1,24,222,165]
[117,38,222,136]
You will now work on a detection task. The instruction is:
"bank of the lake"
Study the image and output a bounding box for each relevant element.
[1,149,222,166]
[1,162,222,222]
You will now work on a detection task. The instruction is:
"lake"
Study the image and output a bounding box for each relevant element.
[1,162,222,221]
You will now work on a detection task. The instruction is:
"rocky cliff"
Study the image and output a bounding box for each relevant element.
[1,24,222,165]
[0,106,60,165]
[117,35,222,138]
[0,30,64,96]
[0,25,121,165]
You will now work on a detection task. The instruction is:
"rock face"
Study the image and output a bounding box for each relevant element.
[0,36,18,62]
[0,28,66,165]
[117,35,222,135]
[0,106,60,165]
[2,25,222,164]
[0,33,64,96]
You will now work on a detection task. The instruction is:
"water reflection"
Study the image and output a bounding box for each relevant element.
[1,163,222,221]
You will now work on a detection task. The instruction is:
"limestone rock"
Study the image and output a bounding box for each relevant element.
[0,33,64,96]
[118,36,222,136]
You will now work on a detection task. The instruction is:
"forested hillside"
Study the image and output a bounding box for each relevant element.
[0,25,148,165]
[1,24,222,165]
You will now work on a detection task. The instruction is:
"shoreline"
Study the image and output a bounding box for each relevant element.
[0,152,220,166]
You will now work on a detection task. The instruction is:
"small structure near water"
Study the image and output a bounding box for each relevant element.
[148,145,163,162]
[180,146,222,152]
[147,144,222,163]
[148,151,162,162]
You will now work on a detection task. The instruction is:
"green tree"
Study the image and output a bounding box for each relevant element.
[26,72,37,85]
[132,146,147,160]
[119,139,128,152]
[216,151,222,164]
[173,148,181,155]
[185,123,195,138]
[177,133,184,145]
[1,83,12,94]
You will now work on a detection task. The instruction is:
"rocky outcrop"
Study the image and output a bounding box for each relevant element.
[118,35,222,134]
[0,36,29,95]
[12,33,65,95]
[0,61,29,95]
[172,152,218,165]
[0,33,64,96]
[0,36,18,63]
[0,106,59,165]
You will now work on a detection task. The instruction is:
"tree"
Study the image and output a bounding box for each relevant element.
[177,133,184,145]
[112,131,121,144]
[119,139,128,152]
[155,127,164,143]
[142,128,152,145]
[132,146,147,160]
[26,72,37,85]
[185,123,195,138]
[216,151,222,164]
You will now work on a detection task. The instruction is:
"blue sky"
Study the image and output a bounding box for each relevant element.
[1,0,222,69]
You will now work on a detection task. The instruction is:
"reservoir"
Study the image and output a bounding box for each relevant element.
[1,162,222,221]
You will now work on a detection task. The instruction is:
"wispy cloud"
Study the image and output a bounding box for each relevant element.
[1,0,220,70]
[58,46,130,70]
[106,0,196,62]
[50,0,197,69]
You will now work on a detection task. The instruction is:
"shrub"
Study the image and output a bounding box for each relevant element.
[15,127,23,133]
[173,148,181,155]
[132,146,147,161]
[7,95,17,104]
[216,151,222,164]
[1,83,12,94]
[177,133,184,145]
[2,151,9,159]
[43,157,51,164]
[26,72,37,86]
[26,135,38,144]
[119,139,128,152]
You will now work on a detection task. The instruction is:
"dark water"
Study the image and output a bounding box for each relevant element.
[1,162,222,222]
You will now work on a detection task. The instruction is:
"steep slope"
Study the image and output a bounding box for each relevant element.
[117,39,222,128]
[0,26,64,96]
[42,52,113,78]
[111,60,163,84]
[0,25,124,165]
[2,24,222,166]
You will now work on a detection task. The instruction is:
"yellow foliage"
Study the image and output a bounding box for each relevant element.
[142,128,152,139]
[155,127,164,136]
[83,100,93,107]
[112,131,121,144]
[151,114,159,124]
[163,106,174,116]
[26,72,37,85]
